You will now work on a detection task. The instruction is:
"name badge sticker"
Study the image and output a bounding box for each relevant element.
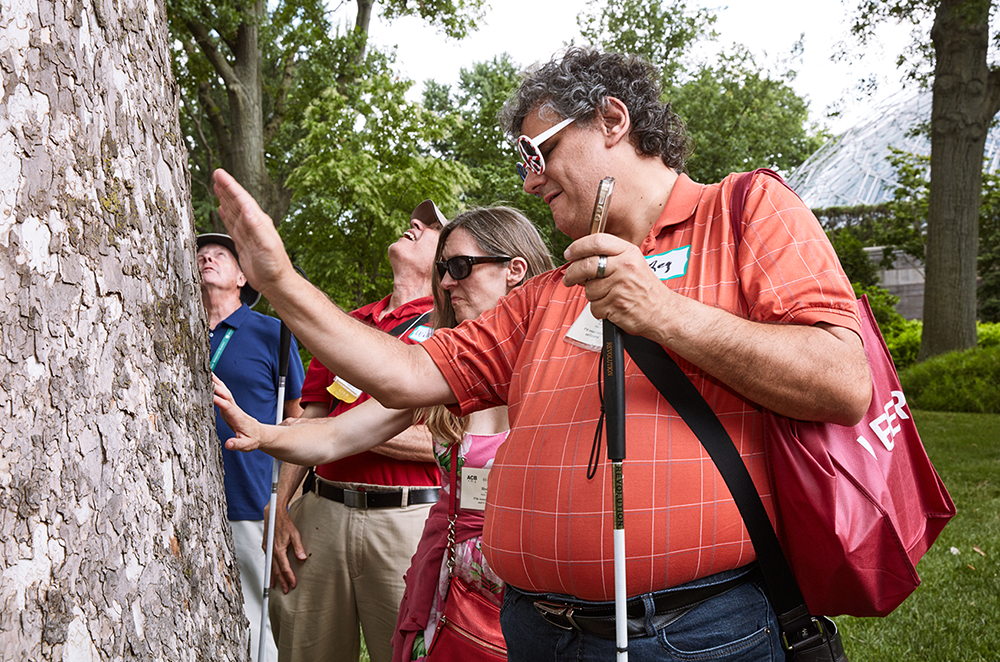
[327,376,362,403]
[646,246,691,281]
[407,325,434,343]
[564,302,603,353]
[459,467,490,511]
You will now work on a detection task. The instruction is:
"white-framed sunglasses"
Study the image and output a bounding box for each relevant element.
[516,117,575,181]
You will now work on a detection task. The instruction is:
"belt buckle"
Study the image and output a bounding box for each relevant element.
[343,489,368,509]
[533,600,581,631]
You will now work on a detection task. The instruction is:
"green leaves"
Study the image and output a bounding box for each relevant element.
[423,55,568,259]
[671,47,826,183]
[283,50,472,309]
[576,0,823,184]
[576,0,716,85]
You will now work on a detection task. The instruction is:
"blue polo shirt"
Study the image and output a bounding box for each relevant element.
[211,304,305,521]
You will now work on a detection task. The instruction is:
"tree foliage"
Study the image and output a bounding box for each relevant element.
[576,0,716,85]
[832,229,883,287]
[423,55,567,258]
[976,171,1000,321]
[671,47,828,184]
[576,0,826,184]
[281,48,473,309]
[167,0,486,231]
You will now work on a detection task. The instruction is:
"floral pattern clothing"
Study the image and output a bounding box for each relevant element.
[410,431,508,660]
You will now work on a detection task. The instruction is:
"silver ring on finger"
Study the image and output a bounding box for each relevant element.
[596,255,608,279]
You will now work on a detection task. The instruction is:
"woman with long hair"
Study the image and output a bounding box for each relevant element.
[214,206,553,660]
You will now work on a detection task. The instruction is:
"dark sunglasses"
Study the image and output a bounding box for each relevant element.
[436,255,512,281]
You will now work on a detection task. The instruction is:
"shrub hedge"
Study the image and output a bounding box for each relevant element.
[899,344,1000,414]
[855,284,1000,413]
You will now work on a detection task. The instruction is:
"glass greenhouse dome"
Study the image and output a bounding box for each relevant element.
[787,88,1000,209]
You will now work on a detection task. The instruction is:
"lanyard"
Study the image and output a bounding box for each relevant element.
[210,327,235,371]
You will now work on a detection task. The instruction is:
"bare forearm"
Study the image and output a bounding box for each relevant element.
[276,462,309,510]
[369,424,435,463]
[256,276,452,409]
[645,294,871,425]
[262,405,416,467]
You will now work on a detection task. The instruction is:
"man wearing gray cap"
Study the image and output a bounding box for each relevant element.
[266,201,445,662]
[197,233,306,662]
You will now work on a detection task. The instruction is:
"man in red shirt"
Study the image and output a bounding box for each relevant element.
[266,200,445,662]
[214,48,871,662]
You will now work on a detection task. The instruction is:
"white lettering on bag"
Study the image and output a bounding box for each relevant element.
[856,390,909,458]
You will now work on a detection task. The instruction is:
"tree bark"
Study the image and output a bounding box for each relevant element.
[0,0,247,658]
[921,0,1000,358]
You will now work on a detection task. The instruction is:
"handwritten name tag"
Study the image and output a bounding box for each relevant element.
[646,246,690,281]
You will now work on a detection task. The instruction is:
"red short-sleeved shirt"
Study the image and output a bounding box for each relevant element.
[303,295,439,487]
[420,173,862,600]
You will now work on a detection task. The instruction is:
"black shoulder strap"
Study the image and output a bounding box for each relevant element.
[622,334,818,645]
[385,311,431,338]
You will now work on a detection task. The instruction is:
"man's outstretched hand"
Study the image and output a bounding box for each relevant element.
[212,168,295,296]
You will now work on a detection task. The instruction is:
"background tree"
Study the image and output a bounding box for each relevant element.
[577,0,825,183]
[979,171,1000,321]
[167,0,486,230]
[672,47,828,184]
[422,56,567,256]
[576,0,715,85]
[280,48,474,309]
[850,0,1000,359]
[1,0,245,658]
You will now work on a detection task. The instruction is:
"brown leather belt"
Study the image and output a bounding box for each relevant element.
[532,566,757,640]
[312,480,439,509]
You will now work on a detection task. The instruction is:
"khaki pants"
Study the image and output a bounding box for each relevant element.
[269,486,433,662]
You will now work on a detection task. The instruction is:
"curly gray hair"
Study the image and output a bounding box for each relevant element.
[499,47,690,171]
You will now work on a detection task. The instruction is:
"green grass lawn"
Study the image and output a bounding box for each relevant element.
[835,410,1000,661]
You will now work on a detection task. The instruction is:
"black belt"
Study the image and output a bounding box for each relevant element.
[312,480,439,509]
[532,566,757,640]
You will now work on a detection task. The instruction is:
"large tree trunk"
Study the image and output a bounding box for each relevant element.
[0,0,248,658]
[227,0,276,222]
[921,0,1000,359]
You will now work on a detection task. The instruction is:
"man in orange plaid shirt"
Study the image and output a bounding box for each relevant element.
[214,47,871,662]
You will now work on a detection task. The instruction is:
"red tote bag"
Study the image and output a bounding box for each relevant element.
[764,295,956,616]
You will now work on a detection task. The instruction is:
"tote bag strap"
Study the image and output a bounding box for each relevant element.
[444,443,460,577]
[728,168,798,248]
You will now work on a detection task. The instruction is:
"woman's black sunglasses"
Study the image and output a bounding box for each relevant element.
[436,255,512,281]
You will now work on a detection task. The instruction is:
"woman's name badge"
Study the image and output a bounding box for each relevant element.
[459,467,490,511]
[327,376,362,403]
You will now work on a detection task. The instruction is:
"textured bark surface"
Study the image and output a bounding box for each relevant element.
[0,0,248,659]
[922,0,1000,358]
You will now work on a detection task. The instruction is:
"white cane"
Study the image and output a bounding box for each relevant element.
[259,321,291,662]
[590,177,628,660]
[604,316,628,661]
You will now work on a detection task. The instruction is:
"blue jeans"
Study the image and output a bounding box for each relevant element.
[500,565,783,661]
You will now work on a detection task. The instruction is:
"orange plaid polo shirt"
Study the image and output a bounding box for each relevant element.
[421,173,862,601]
